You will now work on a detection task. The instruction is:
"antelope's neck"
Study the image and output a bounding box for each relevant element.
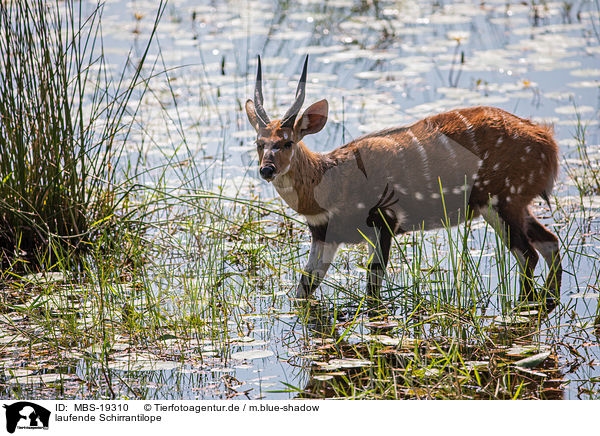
[272,141,327,216]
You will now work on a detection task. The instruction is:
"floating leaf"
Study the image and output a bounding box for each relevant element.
[316,358,372,370]
[231,339,269,347]
[364,320,400,330]
[210,367,235,373]
[356,334,419,347]
[570,68,600,77]
[494,315,529,325]
[569,292,599,300]
[554,105,595,115]
[4,369,35,378]
[313,374,334,381]
[514,352,551,369]
[0,334,29,345]
[22,272,66,285]
[414,367,442,377]
[515,366,548,378]
[111,342,131,352]
[506,345,549,356]
[107,359,180,372]
[516,310,539,317]
[12,373,71,385]
[463,361,490,371]
[231,349,274,360]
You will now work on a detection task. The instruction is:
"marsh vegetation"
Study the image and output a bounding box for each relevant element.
[0,0,599,400]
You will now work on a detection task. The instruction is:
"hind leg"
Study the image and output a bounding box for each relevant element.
[366,226,392,308]
[525,213,562,299]
[480,203,539,302]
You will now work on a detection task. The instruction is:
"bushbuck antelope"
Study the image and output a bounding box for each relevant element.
[245,55,562,308]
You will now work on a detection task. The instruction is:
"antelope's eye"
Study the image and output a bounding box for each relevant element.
[283,141,293,149]
[256,141,265,149]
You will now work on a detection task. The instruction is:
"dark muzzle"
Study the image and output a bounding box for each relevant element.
[259,165,275,180]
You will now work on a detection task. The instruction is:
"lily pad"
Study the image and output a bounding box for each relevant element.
[554,105,595,115]
[232,339,269,347]
[316,358,372,370]
[506,345,549,356]
[569,292,599,300]
[494,315,529,326]
[313,374,334,381]
[0,334,29,345]
[231,349,274,360]
[4,368,36,378]
[107,359,180,372]
[22,272,66,285]
[514,352,551,369]
[463,361,490,371]
[12,373,71,385]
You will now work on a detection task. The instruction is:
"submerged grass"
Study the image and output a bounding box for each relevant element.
[1,163,598,399]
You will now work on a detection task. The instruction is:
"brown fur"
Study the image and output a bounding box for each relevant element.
[267,106,559,221]
[246,98,561,304]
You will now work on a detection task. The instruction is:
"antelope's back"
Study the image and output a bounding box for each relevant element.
[311,121,482,244]
[426,106,559,208]
[309,106,557,244]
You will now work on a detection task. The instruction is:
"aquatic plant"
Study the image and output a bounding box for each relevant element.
[0,0,164,268]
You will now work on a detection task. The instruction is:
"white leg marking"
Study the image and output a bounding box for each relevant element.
[479,204,508,246]
[531,241,559,268]
[304,211,331,226]
[531,240,561,291]
[296,240,339,298]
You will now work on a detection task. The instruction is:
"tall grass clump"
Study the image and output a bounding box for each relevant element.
[0,0,164,269]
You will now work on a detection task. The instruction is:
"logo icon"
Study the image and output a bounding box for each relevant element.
[3,402,50,433]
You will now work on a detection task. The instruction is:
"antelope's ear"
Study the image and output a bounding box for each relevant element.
[294,99,328,141]
[245,99,259,131]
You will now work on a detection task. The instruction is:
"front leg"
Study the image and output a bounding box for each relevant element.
[366,227,392,306]
[296,239,339,298]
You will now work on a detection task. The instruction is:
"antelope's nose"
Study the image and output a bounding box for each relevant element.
[260,165,275,180]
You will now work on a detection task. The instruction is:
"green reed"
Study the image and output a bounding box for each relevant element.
[0,0,165,268]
